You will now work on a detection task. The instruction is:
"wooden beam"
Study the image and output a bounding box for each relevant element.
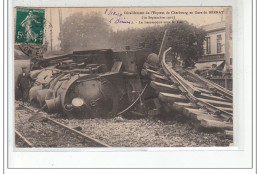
[195,114,223,122]
[150,81,180,94]
[197,93,230,102]
[224,130,233,139]
[150,74,171,84]
[185,80,204,88]
[200,98,233,108]
[172,102,199,112]
[216,107,233,113]
[158,92,188,103]
[200,119,233,130]
[192,86,212,95]
[182,108,207,118]
[146,68,164,76]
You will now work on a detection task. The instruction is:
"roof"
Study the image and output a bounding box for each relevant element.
[195,61,224,71]
[202,21,225,32]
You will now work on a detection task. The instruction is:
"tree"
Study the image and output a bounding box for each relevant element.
[60,12,113,53]
[59,14,206,67]
[165,21,206,67]
[112,21,206,68]
[137,21,206,67]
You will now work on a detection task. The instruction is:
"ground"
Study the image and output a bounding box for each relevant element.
[54,116,231,147]
[15,102,232,147]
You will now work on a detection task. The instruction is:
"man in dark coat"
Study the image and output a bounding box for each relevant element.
[17,67,32,104]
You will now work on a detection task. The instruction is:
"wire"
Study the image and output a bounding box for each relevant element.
[116,83,148,116]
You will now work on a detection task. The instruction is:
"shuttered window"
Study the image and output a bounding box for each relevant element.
[217,35,222,53]
[206,37,211,54]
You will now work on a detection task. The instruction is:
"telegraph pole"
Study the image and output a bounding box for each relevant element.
[224,7,232,67]
[58,8,63,52]
[50,8,53,52]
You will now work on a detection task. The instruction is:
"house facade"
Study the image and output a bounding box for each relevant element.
[199,21,232,66]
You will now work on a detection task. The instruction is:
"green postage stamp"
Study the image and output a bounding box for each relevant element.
[15,8,45,44]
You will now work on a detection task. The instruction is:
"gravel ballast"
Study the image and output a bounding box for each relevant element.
[55,116,232,147]
[15,102,232,147]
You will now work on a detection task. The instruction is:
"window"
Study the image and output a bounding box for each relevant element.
[217,35,222,53]
[206,37,211,54]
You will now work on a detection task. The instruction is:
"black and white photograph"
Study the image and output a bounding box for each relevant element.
[13,7,234,148]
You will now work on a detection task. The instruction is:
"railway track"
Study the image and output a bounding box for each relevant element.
[15,130,33,147]
[15,104,110,147]
[142,47,233,137]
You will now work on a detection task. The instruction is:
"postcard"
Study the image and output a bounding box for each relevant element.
[5,2,255,170]
[13,7,233,148]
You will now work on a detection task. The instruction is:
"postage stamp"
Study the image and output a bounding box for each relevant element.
[15,8,45,44]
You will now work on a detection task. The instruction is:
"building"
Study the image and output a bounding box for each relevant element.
[198,21,232,67]
[196,20,233,90]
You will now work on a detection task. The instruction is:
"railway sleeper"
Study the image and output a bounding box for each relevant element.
[216,130,233,140]
[170,103,232,132]
[186,81,205,89]
[222,130,233,139]
[172,102,200,112]
[150,81,180,94]
[199,98,233,108]
[141,68,164,77]
[200,119,233,131]
[215,107,233,113]
[150,74,172,84]
[196,93,231,103]
[174,77,201,96]
[182,108,209,118]
[186,70,233,98]
[158,92,189,103]
[192,86,212,95]
[189,116,233,132]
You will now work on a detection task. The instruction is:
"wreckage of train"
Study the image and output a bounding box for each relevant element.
[27,48,160,119]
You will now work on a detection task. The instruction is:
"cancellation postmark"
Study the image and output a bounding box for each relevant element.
[15,8,53,59]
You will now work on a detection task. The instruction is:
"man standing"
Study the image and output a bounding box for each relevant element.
[17,67,32,104]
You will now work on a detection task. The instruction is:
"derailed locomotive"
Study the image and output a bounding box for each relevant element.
[28,48,158,119]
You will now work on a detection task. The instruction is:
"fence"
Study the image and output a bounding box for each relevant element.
[209,77,232,91]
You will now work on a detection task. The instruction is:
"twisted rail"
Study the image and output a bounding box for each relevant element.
[161,47,233,121]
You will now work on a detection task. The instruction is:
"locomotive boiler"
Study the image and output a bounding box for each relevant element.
[28,48,153,119]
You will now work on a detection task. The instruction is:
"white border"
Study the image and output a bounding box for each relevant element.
[3,0,255,171]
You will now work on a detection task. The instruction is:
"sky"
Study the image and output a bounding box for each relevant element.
[38,7,230,49]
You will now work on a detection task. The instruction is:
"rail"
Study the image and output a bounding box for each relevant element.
[161,47,232,120]
[15,130,33,147]
[18,104,111,147]
[185,70,233,100]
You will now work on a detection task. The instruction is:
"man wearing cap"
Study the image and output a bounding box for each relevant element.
[17,67,32,104]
